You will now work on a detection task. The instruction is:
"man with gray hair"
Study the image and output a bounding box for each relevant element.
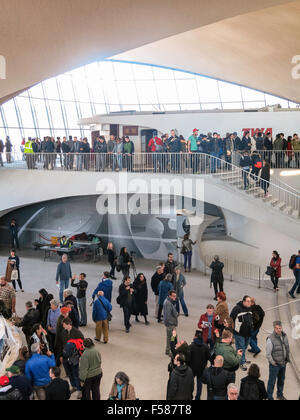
[25,342,55,400]
[227,383,239,400]
[266,321,290,400]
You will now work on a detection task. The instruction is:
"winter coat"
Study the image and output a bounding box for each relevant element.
[45,378,70,400]
[163,297,178,327]
[172,273,186,297]
[202,366,235,400]
[79,347,102,381]
[25,354,56,387]
[0,385,23,401]
[92,296,112,322]
[151,272,164,296]
[198,313,216,344]
[167,365,194,400]
[239,376,268,400]
[214,341,241,371]
[9,375,32,400]
[210,261,224,283]
[164,260,177,276]
[92,279,113,303]
[261,165,270,182]
[19,308,40,337]
[158,280,173,306]
[118,283,134,309]
[251,304,265,330]
[230,301,253,338]
[132,279,148,316]
[215,301,229,324]
[109,383,136,400]
[270,257,282,278]
[188,339,211,377]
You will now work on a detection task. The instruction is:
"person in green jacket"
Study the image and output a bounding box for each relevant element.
[79,338,102,400]
[214,330,242,380]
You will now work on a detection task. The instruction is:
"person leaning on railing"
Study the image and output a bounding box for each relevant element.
[24,138,35,169]
[292,133,300,168]
[0,138,4,167]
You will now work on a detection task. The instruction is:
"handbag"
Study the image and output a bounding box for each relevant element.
[266,266,276,276]
[11,269,19,281]
[98,297,112,322]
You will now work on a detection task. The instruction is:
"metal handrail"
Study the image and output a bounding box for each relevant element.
[2,151,300,213]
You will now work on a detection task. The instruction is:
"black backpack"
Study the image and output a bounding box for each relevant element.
[289,255,297,270]
[243,381,260,400]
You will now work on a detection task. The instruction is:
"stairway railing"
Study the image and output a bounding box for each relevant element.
[3,151,300,215]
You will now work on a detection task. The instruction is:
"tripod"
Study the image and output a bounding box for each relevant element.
[131,260,137,279]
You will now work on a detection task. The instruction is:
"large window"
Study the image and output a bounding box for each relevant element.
[0,60,298,145]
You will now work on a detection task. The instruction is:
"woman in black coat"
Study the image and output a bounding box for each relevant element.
[210,256,224,301]
[107,242,117,280]
[260,159,270,196]
[119,247,132,279]
[37,289,53,328]
[133,273,149,325]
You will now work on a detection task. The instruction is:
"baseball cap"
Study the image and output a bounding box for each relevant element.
[0,376,9,387]
[193,128,198,133]
[6,365,20,374]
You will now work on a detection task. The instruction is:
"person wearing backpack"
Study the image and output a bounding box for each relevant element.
[202,355,235,400]
[92,291,112,343]
[289,250,300,299]
[239,364,267,400]
[248,298,265,357]
[188,330,211,400]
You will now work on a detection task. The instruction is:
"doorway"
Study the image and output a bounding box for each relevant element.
[141,129,158,152]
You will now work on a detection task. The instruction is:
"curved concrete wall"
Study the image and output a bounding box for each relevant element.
[1,169,300,267]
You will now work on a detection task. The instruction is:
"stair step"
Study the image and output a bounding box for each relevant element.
[283,206,293,215]
[292,209,300,219]
[276,201,286,211]
[263,194,273,203]
[246,187,261,194]
[270,198,280,207]
[227,179,243,186]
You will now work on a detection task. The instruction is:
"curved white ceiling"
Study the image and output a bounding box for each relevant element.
[0,0,294,103]
[113,1,300,103]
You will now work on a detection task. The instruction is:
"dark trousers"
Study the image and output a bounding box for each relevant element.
[12,279,23,291]
[158,304,164,321]
[195,376,203,400]
[11,234,20,249]
[271,275,279,290]
[82,373,102,400]
[109,261,116,277]
[213,281,224,297]
[123,305,132,330]
[289,270,300,296]
[63,362,81,391]
[183,251,192,270]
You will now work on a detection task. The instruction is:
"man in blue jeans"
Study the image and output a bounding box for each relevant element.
[266,321,290,400]
[289,250,300,298]
[56,254,72,304]
[230,296,253,372]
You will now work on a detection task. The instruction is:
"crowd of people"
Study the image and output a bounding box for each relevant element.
[1,129,300,172]
[0,231,295,401]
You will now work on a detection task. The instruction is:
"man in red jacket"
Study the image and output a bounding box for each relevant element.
[198,305,216,350]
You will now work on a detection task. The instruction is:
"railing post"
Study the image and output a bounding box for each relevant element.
[258,266,261,289]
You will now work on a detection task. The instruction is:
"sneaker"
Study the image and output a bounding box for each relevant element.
[289,292,295,299]
[253,350,261,358]
[184,314,189,317]
[126,329,130,333]
[245,360,251,364]
[277,396,287,401]
[240,364,248,371]
[248,349,255,353]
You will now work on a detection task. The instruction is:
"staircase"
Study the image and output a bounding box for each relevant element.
[212,167,300,221]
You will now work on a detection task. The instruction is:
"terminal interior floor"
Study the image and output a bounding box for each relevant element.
[0,247,299,400]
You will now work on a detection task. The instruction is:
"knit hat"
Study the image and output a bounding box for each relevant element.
[60,307,71,315]
[0,376,9,387]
